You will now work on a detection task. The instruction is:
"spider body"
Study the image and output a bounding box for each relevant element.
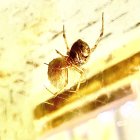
[48,39,90,89]
[45,13,104,95]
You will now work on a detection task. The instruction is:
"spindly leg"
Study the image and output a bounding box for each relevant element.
[71,65,85,92]
[45,86,68,101]
[55,49,65,57]
[91,12,104,53]
[63,25,70,54]
[45,86,55,95]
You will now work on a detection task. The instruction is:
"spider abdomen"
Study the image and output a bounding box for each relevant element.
[48,57,68,89]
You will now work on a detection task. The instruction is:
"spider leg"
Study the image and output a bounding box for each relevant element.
[45,86,68,101]
[45,86,55,95]
[71,65,85,92]
[91,12,104,53]
[44,63,49,65]
[55,49,65,57]
[63,25,70,54]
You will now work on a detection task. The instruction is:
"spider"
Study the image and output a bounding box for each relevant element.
[45,13,104,95]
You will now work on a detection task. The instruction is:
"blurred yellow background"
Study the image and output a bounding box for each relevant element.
[0,0,140,140]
